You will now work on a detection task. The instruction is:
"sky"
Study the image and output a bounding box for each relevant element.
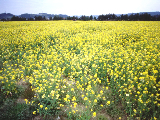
[0,0,160,16]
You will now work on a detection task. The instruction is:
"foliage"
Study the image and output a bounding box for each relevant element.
[0,99,35,120]
[6,13,160,21]
[11,15,26,21]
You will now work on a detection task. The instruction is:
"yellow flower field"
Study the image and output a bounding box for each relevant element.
[0,21,160,119]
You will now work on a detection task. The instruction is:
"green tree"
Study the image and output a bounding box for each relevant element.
[49,17,52,20]
[90,15,93,20]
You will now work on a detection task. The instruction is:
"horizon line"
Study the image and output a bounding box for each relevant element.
[0,11,160,16]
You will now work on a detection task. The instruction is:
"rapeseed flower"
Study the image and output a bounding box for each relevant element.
[1,21,159,119]
[93,112,96,117]
[40,105,43,108]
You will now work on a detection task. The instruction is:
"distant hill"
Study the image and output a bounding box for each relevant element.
[72,15,99,19]
[128,12,160,16]
[140,12,160,16]
[19,13,68,19]
[0,13,14,19]
[19,13,37,19]
[0,13,68,20]
[74,12,160,18]
[0,11,160,20]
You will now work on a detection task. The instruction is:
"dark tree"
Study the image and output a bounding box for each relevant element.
[72,16,78,20]
[120,14,124,20]
[53,16,63,20]
[67,16,72,20]
[157,15,160,21]
[112,14,116,19]
[94,16,97,20]
[123,14,128,20]
[28,18,34,21]
[49,17,52,20]
[43,16,46,20]
[98,14,117,21]
[11,16,26,21]
[139,13,151,21]
[34,16,43,20]
[11,16,19,21]
[98,14,104,20]
[1,18,6,21]
[90,15,93,20]
[80,15,88,20]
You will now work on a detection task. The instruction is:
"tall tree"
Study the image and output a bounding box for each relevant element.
[90,15,93,20]
[49,17,52,20]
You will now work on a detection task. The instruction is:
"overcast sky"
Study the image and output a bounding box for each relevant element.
[0,0,160,16]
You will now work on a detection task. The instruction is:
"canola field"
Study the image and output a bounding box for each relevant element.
[0,21,160,119]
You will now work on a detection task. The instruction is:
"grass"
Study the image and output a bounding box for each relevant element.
[0,99,35,120]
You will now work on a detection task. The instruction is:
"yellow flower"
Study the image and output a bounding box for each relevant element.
[66,94,70,98]
[154,117,157,120]
[71,88,74,91]
[91,90,95,94]
[106,86,108,90]
[94,99,97,103]
[40,105,43,108]
[93,112,96,117]
[72,96,76,101]
[107,101,110,105]
[133,109,137,113]
[64,97,67,102]
[0,76,3,80]
[33,111,36,115]
[100,90,103,94]
[94,73,97,78]
[60,104,64,107]
[74,102,77,108]
[84,97,88,100]
[50,90,55,97]
[143,91,148,94]
[24,99,28,104]
[72,110,75,114]
[56,94,60,99]
[137,91,140,94]
[45,107,48,110]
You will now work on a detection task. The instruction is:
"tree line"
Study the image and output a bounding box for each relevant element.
[97,13,160,21]
[1,13,160,21]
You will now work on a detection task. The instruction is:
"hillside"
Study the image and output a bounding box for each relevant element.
[0,13,68,20]
[0,13,14,19]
